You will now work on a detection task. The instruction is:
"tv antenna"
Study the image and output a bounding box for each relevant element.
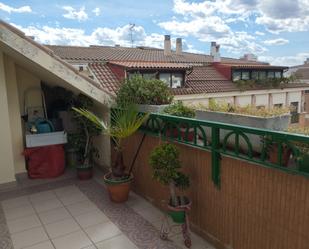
[129,23,135,47]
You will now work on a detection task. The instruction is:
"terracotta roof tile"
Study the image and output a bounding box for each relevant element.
[88,63,122,95]
[109,61,194,69]
[46,45,267,65]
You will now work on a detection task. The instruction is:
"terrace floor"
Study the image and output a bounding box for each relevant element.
[0,169,215,249]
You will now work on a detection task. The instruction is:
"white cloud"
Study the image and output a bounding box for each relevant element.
[255,31,265,36]
[0,2,32,13]
[259,53,309,66]
[62,6,88,21]
[11,23,170,49]
[92,7,100,16]
[263,38,289,46]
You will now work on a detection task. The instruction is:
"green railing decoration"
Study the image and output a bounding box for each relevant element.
[140,113,309,188]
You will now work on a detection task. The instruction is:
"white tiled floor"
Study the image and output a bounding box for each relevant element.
[1,185,138,249]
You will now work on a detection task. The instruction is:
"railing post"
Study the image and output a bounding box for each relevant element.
[211,126,221,188]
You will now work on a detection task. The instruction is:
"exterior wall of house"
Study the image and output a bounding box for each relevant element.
[176,89,307,114]
[4,55,26,174]
[0,51,17,184]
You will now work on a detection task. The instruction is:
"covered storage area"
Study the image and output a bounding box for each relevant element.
[0,21,112,184]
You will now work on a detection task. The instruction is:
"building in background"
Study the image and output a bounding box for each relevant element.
[47,36,309,127]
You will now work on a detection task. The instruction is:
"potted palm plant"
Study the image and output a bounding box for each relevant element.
[73,104,149,202]
[149,143,190,224]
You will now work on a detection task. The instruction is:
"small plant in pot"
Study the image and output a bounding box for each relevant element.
[163,101,196,141]
[149,143,190,224]
[71,94,101,180]
[73,104,149,202]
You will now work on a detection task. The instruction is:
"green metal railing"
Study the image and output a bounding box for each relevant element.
[139,113,309,188]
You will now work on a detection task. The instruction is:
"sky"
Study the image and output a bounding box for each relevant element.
[1,0,309,66]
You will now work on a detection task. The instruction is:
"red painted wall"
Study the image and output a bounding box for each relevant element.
[108,63,126,81]
[213,63,232,80]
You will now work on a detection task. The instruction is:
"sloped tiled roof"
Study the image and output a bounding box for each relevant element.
[88,63,122,95]
[109,61,194,69]
[46,45,268,65]
[172,66,237,95]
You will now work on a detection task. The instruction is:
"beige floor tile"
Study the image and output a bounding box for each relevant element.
[33,198,63,213]
[96,234,138,249]
[1,196,30,210]
[38,206,72,225]
[85,221,122,243]
[54,185,80,198]
[52,230,93,249]
[66,200,98,216]
[45,217,80,239]
[82,246,96,249]
[58,191,88,206]
[7,214,41,234]
[11,226,49,249]
[23,240,55,249]
[75,209,109,228]
[4,204,35,221]
[29,190,57,203]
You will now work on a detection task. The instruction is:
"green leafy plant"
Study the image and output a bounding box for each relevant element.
[234,76,299,91]
[70,94,101,169]
[73,104,149,179]
[116,75,173,106]
[163,101,195,118]
[149,143,190,207]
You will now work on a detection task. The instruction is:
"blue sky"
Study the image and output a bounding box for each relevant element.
[1,0,309,66]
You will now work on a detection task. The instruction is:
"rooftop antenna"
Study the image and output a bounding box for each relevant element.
[129,23,135,48]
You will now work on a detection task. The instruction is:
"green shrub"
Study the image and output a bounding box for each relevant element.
[116,75,173,106]
[149,143,190,206]
[163,101,195,118]
[193,100,290,117]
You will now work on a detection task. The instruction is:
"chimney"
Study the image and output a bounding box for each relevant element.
[176,38,182,55]
[164,35,171,56]
[210,41,217,56]
[242,53,258,62]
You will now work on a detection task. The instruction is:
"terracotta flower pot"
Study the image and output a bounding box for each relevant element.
[103,172,133,203]
[77,167,93,180]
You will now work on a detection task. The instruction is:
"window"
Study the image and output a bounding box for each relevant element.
[171,73,183,88]
[159,73,171,86]
[251,71,259,80]
[143,73,156,80]
[290,102,299,123]
[241,71,250,80]
[275,71,282,78]
[258,71,266,79]
[268,71,275,78]
[159,72,184,88]
[232,71,241,81]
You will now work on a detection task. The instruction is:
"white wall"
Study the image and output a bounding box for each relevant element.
[236,95,251,107]
[287,91,302,112]
[0,51,17,183]
[255,94,269,107]
[272,93,286,106]
[4,56,26,174]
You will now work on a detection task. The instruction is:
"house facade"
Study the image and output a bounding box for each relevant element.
[47,36,309,126]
